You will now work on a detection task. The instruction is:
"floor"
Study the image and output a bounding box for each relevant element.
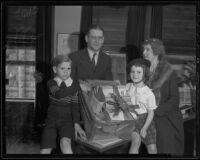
[6,140,40,154]
[5,103,196,156]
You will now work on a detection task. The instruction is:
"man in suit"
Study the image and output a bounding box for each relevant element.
[69,24,113,81]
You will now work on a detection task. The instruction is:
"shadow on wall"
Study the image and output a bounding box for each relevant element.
[57,32,80,56]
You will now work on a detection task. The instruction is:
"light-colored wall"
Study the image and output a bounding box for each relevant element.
[53,6,82,56]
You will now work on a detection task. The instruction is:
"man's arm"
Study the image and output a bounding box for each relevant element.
[47,80,73,99]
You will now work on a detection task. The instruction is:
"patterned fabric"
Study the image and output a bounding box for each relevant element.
[48,79,79,107]
[48,79,80,122]
[134,114,156,145]
[179,85,192,107]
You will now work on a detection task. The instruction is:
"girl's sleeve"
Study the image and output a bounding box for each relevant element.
[146,91,158,110]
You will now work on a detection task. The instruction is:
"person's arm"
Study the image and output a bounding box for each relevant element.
[155,72,180,116]
[71,86,87,140]
[47,80,75,99]
[140,89,157,138]
[71,91,81,124]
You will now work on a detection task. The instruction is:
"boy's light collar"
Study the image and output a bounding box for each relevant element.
[54,76,73,87]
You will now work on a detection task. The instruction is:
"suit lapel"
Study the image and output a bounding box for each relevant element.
[81,49,96,70]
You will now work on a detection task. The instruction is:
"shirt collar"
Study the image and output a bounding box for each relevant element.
[87,48,99,59]
[54,76,73,87]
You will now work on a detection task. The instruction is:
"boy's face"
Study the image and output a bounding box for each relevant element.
[130,66,144,84]
[85,29,104,52]
[53,62,71,81]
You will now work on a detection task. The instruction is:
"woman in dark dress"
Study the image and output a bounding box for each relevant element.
[142,38,184,155]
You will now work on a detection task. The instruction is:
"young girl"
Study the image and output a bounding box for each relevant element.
[40,55,86,154]
[126,58,157,154]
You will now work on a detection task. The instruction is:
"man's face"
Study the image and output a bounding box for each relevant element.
[85,29,104,52]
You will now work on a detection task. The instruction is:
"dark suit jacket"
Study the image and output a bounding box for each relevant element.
[69,48,113,81]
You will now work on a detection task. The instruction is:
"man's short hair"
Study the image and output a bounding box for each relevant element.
[86,24,104,36]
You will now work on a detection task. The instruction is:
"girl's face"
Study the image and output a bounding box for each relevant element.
[53,61,71,81]
[130,66,144,84]
[143,44,157,64]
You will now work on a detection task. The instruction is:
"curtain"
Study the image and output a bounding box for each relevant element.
[36,6,52,82]
[126,6,147,63]
[150,6,163,39]
[35,6,53,130]
[79,6,93,49]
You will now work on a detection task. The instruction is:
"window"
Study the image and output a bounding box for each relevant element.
[5,6,38,101]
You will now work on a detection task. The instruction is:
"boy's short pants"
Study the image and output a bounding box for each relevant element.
[134,113,156,145]
[40,117,75,149]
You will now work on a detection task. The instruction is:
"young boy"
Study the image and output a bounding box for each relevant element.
[126,58,158,154]
[40,55,86,154]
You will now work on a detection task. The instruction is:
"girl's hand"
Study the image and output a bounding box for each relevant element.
[140,127,147,138]
[75,123,87,141]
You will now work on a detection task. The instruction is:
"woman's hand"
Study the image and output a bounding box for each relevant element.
[75,123,87,141]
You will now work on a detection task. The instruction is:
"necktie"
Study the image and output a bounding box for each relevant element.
[92,52,97,67]
[60,81,66,89]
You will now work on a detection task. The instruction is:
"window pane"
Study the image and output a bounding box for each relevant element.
[6,65,35,99]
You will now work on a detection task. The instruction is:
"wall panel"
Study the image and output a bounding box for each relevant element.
[93,6,128,52]
[162,5,196,56]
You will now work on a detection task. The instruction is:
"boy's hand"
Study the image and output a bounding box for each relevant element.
[75,123,87,141]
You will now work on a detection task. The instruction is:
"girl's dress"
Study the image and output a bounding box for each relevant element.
[126,83,157,145]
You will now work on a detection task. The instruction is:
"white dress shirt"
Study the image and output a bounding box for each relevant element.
[87,48,99,65]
